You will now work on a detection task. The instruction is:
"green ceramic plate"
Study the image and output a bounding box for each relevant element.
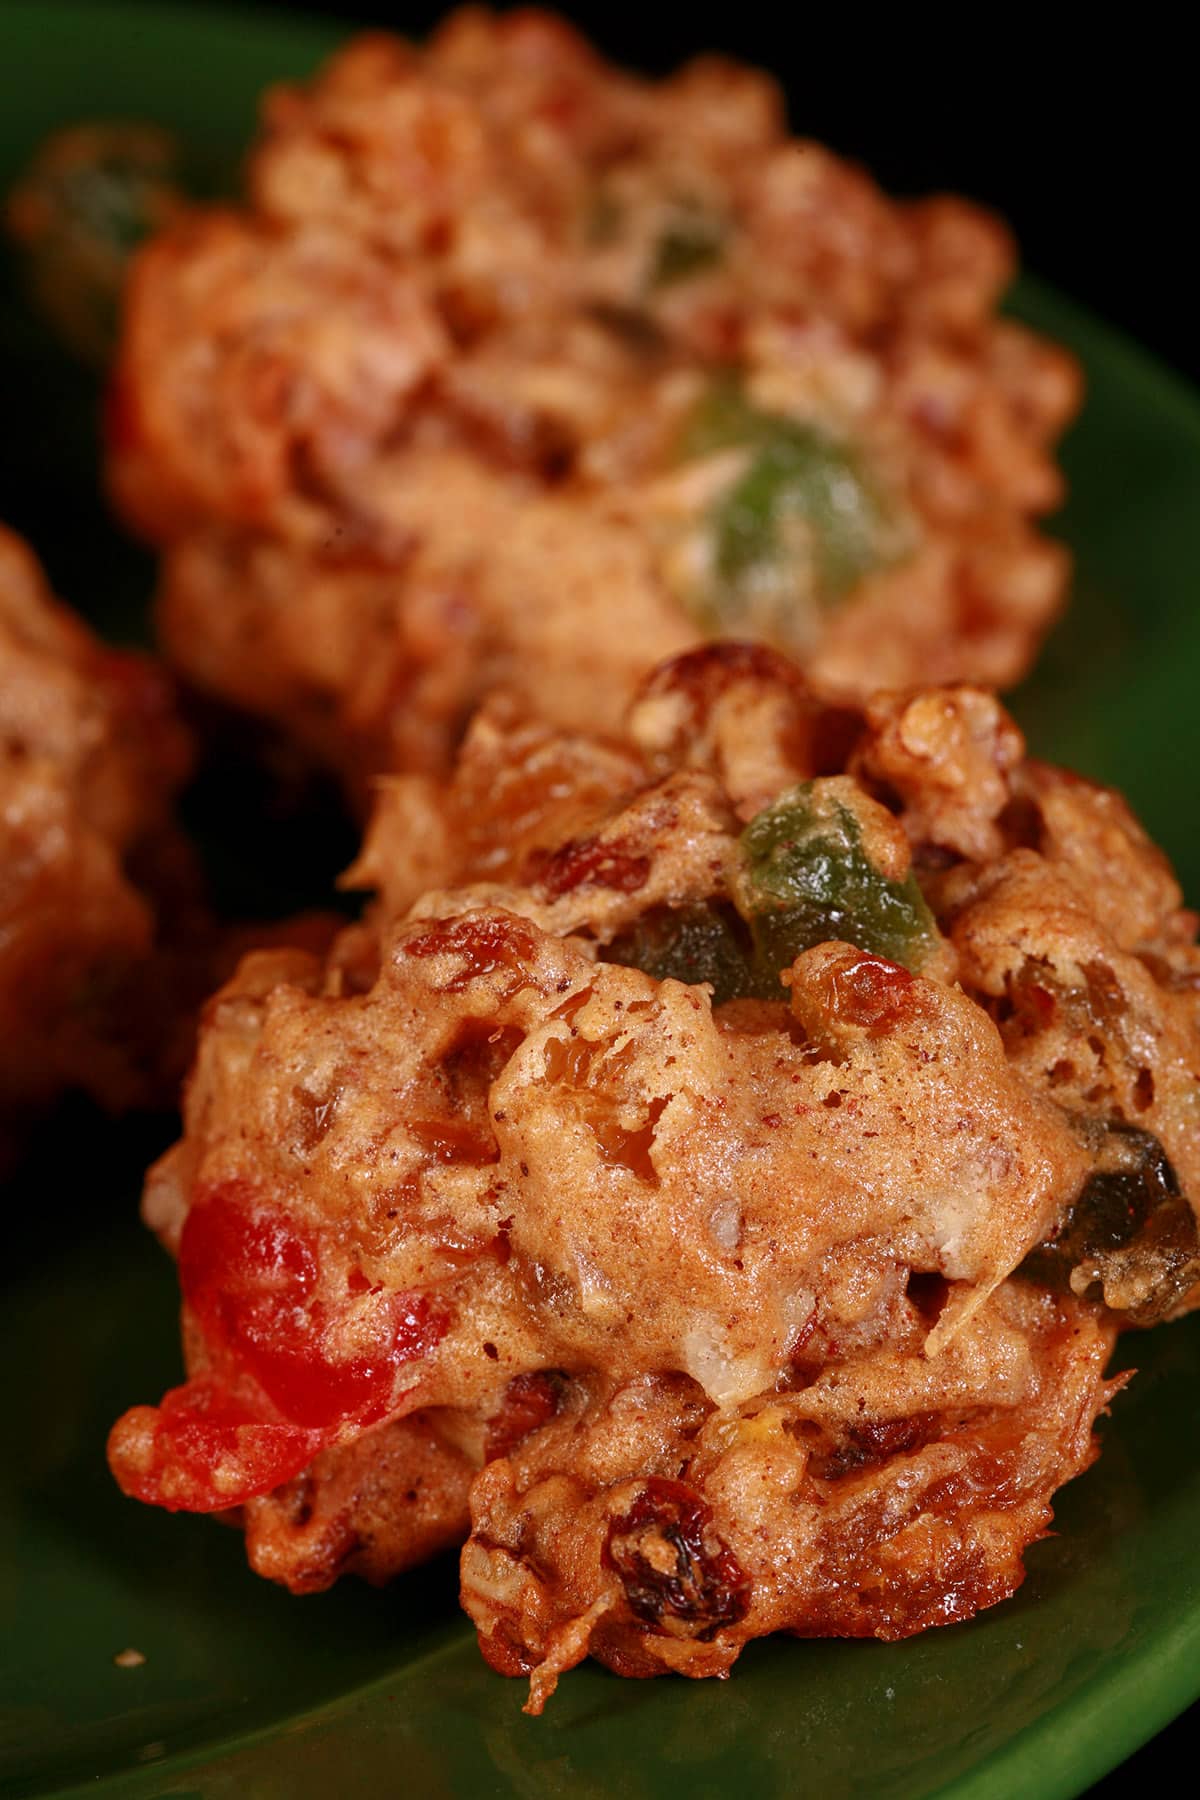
[3,5,1200,1797]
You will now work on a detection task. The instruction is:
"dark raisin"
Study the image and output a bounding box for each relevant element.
[1022,1121,1200,1325]
[484,1371,565,1463]
[811,1413,936,1482]
[604,1476,749,1641]
[605,901,762,1004]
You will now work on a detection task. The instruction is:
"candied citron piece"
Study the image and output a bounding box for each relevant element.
[608,779,938,1001]
[678,381,906,641]
[735,777,939,981]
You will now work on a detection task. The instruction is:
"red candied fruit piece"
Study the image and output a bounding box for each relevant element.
[402,913,538,993]
[180,1182,449,1432]
[109,1184,452,1516]
[108,1377,317,1513]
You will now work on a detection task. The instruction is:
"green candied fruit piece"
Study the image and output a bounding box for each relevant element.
[5,123,218,365]
[715,426,890,605]
[647,201,725,290]
[735,777,939,983]
[606,902,763,1006]
[677,377,766,462]
[677,381,904,636]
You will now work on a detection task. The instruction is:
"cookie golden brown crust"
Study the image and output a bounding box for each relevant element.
[108,644,1200,1707]
[464,1288,1118,1709]
[107,8,1079,796]
[0,524,194,1144]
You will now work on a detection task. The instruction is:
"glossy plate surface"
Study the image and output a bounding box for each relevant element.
[2,5,1200,1796]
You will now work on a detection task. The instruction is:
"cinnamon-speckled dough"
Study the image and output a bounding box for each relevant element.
[107,9,1078,797]
[109,644,1200,1707]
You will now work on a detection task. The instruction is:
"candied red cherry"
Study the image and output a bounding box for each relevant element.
[107,1377,318,1512]
[109,1184,452,1514]
[179,1182,448,1433]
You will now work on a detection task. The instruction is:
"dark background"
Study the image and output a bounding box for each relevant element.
[70,2,1200,1792]
[224,0,1196,389]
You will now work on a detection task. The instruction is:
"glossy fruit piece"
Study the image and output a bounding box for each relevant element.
[106,1376,319,1513]
[1022,1121,1200,1324]
[736,777,939,982]
[108,1183,449,1511]
[678,378,900,634]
